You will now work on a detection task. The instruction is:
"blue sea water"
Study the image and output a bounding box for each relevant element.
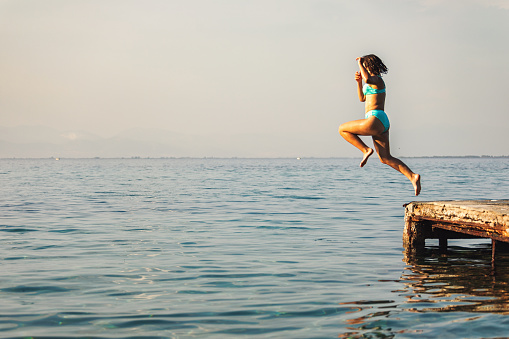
[1,157,509,338]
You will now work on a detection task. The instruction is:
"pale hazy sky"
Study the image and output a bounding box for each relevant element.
[1,0,508,157]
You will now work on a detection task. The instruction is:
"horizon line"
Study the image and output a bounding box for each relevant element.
[2,155,509,160]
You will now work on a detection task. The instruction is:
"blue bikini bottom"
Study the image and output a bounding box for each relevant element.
[365,110,390,132]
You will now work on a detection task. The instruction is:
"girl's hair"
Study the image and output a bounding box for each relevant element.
[362,54,388,76]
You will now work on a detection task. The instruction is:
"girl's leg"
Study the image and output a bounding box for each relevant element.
[339,117,385,167]
[372,132,421,196]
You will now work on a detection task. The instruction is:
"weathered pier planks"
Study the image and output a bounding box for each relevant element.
[404,200,509,256]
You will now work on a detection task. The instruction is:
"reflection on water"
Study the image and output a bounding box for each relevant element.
[402,243,509,314]
[340,242,509,338]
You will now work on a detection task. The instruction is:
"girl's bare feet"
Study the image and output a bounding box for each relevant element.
[360,148,374,167]
[411,174,421,196]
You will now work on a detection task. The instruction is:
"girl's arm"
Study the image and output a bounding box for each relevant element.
[356,57,377,85]
[355,71,365,102]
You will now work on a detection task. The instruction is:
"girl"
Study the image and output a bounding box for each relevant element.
[338,54,421,196]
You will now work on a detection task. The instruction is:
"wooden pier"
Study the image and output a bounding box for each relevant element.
[404,200,509,261]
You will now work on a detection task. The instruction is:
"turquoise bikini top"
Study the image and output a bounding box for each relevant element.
[363,83,386,95]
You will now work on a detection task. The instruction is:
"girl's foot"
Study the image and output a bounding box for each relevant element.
[360,148,373,167]
[412,174,421,196]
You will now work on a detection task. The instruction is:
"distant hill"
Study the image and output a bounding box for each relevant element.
[0,125,326,158]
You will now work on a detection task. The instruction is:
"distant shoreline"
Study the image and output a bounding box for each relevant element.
[2,156,509,160]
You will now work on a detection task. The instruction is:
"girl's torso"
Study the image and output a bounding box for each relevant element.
[363,77,386,113]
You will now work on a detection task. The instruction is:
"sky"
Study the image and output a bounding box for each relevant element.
[0,0,508,158]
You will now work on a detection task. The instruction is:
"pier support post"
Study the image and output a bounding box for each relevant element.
[492,239,497,275]
[439,237,448,253]
[403,217,428,255]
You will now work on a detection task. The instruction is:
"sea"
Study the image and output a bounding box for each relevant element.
[1,157,509,339]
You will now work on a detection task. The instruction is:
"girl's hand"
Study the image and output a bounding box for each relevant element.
[355,71,362,83]
[356,57,363,63]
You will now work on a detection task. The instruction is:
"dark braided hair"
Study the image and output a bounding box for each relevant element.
[362,54,388,76]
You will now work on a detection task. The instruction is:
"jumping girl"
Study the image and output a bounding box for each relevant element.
[338,54,421,196]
